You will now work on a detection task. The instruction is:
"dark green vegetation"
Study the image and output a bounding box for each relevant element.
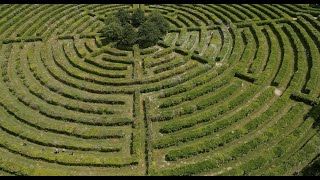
[103,9,170,48]
[0,4,319,176]
[299,145,320,176]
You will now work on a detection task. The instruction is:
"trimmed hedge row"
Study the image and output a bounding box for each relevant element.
[168,5,207,26]
[11,5,54,37]
[0,133,137,167]
[0,5,39,38]
[175,28,189,46]
[271,132,320,175]
[290,93,319,106]
[145,53,176,68]
[151,81,241,122]
[49,40,131,86]
[237,27,257,72]
[0,46,129,140]
[243,119,315,175]
[0,146,141,176]
[272,25,294,88]
[180,5,212,25]
[251,4,280,19]
[155,84,261,146]
[202,28,222,60]
[0,113,123,152]
[1,44,131,138]
[153,57,187,74]
[215,26,234,63]
[209,4,242,23]
[23,48,127,115]
[27,42,129,103]
[42,39,203,94]
[39,5,83,37]
[255,24,282,85]
[162,33,179,46]
[159,75,230,109]
[247,25,268,74]
[31,5,72,37]
[194,28,208,55]
[217,4,249,21]
[153,46,175,59]
[159,65,228,98]
[282,23,308,92]
[196,4,231,24]
[282,4,320,16]
[155,103,306,176]
[295,17,320,96]
[1,37,42,44]
[184,32,199,51]
[3,45,132,126]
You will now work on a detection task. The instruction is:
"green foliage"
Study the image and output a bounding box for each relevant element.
[103,21,124,41]
[137,20,162,48]
[103,9,170,48]
[115,9,131,25]
[132,9,146,27]
[119,23,137,46]
[104,14,121,25]
[146,11,170,35]
[299,156,320,176]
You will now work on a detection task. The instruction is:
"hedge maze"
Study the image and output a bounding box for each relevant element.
[0,4,319,176]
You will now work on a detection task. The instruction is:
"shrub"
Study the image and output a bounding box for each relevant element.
[132,8,146,27]
[103,21,124,41]
[115,9,131,25]
[103,9,170,48]
[137,20,162,48]
[145,11,170,35]
[119,23,136,46]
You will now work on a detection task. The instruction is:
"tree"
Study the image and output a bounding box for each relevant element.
[103,21,123,41]
[115,9,131,25]
[119,23,137,46]
[146,11,170,35]
[104,14,120,25]
[138,20,162,47]
[103,9,170,48]
[132,9,146,27]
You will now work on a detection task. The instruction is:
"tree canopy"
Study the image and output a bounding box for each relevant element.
[115,9,131,25]
[103,21,124,41]
[120,23,137,46]
[146,11,170,35]
[138,20,162,47]
[132,9,146,27]
[103,9,170,48]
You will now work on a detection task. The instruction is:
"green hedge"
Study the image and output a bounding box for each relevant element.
[282,23,308,92]
[151,81,241,122]
[156,103,305,175]
[159,75,230,109]
[153,57,186,74]
[155,85,265,148]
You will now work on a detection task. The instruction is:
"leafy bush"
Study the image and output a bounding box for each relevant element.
[103,9,170,48]
[132,8,146,27]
